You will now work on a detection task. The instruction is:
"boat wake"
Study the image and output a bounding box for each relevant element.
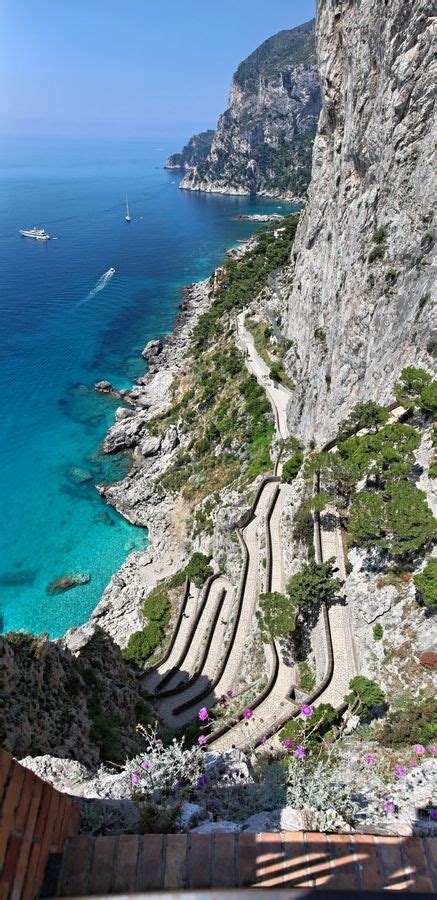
[77,268,115,306]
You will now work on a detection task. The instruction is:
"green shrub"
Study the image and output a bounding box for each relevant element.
[394,366,432,409]
[336,401,389,442]
[123,623,165,665]
[376,697,437,748]
[282,450,304,482]
[185,552,213,587]
[257,591,298,638]
[346,675,385,719]
[372,226,386,244]
[414,559,437,608]
[373,622,384,640]
[143,592,170,624]
[310,491,330,512]
[368,245,385,263]
[287,559,342,609]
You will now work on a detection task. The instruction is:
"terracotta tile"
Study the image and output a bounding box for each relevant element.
[423,837,437,892]
[189,834,211,889]
[328,833,361,891]
[211,833,237,888]
[14,770,36,834]
[281,831,311,887]
[375,836,412,892]
[137,834,164,891]
[304,832,334,887]
[164,834,187,889]
[33,782,55,842]
[0,752,12,808]
[0,764,26,870]
[57,836,91,896]
[0,835,22,900]
[89,835,117,895]
[354,834,385,890]
[112,834,139,893]
[253,833,283,887]
[238,832,257,886]
[22,840,43,900]
[402,836,433,893]
[11,779,43,900]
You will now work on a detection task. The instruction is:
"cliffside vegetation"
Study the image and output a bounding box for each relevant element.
[305,374,436,568]
[149,215,299,504]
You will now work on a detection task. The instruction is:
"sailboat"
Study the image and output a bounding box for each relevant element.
[125,195,131,223]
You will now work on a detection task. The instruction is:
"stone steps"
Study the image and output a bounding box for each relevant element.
[43,832,436,895]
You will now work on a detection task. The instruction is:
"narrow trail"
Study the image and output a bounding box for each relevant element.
[236,312,290,441]
[143,304,359,751]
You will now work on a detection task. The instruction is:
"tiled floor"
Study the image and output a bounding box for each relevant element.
[45,832,436,895]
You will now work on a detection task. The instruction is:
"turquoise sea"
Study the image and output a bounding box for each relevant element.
[0,136,294,637]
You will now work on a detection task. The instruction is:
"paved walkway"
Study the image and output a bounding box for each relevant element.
[143,309,359,748]
[313,507,357,709]
[236,312,291,441]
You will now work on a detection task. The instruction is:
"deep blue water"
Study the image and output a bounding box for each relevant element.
[0,136,294,637]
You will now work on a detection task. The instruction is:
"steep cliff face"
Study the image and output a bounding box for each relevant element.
[284,0,435,444]
[179,21,321,200]
[164,130,214,170]
[0,625,153,765]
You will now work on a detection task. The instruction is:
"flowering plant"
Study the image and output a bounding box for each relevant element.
[126,724,205,804]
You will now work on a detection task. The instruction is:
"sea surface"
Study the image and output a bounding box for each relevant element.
[0,136,295,637]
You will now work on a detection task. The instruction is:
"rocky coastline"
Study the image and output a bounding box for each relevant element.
[83,277,214,646]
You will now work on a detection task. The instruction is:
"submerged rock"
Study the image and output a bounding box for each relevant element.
[68,466,93,485]
[46,572,91,595]
[0,569,38,587]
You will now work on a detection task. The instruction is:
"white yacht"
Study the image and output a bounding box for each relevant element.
[19,227,51,241]
[125,195,131,223]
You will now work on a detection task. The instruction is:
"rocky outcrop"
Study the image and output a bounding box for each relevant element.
[179,21,321,201]
[283,0,435,444]
[165,130,214,170]
[0,626,153,765]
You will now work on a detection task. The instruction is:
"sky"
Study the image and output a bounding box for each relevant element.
[0,0,316,140]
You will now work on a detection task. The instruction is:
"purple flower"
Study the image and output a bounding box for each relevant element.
[412,744,425,755]
[197,774,208,789]
[384,801,395,814]
[408,759,417,767]
[300,705,313,718]
[429,746,437,754]
[282,738,293,749]
[244,708,253,719]
[131,771,140,785]
[364,753,376,765]
[198,735,207,745]
[294,746,306,759]
[395,764,406,778]
[155,738,162,745]
[140,759,151,769]
[198,707,209,722]
[176,778,185,788]
[226,689,233,698]
[259,737,266,745]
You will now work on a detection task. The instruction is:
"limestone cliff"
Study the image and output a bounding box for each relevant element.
[179,21,321,200]
[283,0,435,444]
[0,625,153,766]
[164,130,214,170]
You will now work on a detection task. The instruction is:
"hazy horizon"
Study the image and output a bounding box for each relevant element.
[0,0,315,142]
